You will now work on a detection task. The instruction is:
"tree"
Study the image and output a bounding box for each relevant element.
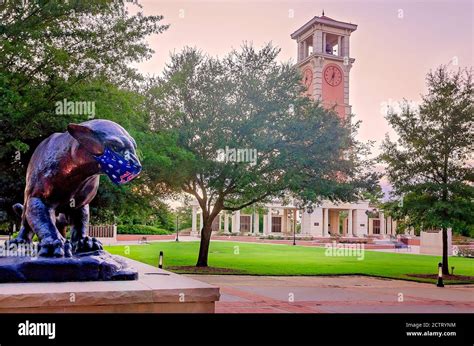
[147,44,377,267]
[380,66,473,274]
[0,0,168,223]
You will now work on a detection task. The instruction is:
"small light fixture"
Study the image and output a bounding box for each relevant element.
[436,262,444,287]
[176,214,179,242]
[158,251,163,269]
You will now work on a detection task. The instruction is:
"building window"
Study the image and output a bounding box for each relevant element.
[240,215,251,232]
[272,216,282,233]
[373,220,380,234]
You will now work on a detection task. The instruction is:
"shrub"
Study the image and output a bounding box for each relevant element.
[10,231,39,242]
[453,235,473,245]
[216,231,245,236]
[117,224,172,235]
[339,238,368,244]
[456,246,474,258]
[263,235,284,240]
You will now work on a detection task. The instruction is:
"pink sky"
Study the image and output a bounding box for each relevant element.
[132,0,473,156]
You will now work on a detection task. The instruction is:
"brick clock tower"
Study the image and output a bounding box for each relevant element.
[291,13,357,119]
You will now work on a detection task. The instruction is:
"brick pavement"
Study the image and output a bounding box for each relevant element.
[186,275,474,313]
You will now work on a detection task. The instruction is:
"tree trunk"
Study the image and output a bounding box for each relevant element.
[196,220,213,267]
[442,227,449,275]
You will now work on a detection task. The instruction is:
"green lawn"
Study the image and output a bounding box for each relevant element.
[106,241,474,284]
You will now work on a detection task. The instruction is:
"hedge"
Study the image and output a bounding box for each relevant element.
[117,224,172,235]
[10,232,39,242]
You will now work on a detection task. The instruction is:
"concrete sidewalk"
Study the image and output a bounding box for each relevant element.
[186,275,474,313]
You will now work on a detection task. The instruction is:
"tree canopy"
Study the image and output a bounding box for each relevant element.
[0,0,171,228]
[147,44,378,266]
[380,66,473,273]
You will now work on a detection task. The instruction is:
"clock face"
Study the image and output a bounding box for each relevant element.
[324,65,343,87]
[302,68,313,89]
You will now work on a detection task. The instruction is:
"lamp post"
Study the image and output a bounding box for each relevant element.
[175,214,179,242]
[158,251,163,269]
[436,262,444,287]
[293,224,296,246]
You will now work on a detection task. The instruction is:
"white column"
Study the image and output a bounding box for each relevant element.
[323,208,329,237]
[199,211,203,234]
[311,208,323,236]
[353,209,364,237]
[322,32,327,53]
[313,31,321,53]
[347,209,353,237]
[191,206,197,235]
[235,210,240,233]
[267,208,272,234]
[298,41,304,61]
[283,209,288,234]
[303,41,307,59]
[337,36,342,56]
[344,35,350,57]
[253,212,259,235]
[224,212,229,233]
[380,212,386,235]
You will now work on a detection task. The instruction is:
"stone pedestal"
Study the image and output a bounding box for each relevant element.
[0,250,137,283]
[0,257,220,313]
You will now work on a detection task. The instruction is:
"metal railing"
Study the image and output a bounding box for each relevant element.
[88,224,117,239]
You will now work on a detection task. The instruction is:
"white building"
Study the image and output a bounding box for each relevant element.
[190,199,403,238]
[191,197,405,238]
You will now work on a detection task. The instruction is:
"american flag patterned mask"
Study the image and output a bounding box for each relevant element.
[94,147,142,185]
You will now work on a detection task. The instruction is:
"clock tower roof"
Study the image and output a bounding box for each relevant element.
[290,14,357,40]
[320,15,336,21]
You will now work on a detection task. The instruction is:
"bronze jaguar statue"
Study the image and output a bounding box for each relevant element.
[8,119,141,257]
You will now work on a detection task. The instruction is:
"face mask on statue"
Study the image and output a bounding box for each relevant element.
[94,147,142,185]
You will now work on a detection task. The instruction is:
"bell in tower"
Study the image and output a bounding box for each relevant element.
[290,13,357,119]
